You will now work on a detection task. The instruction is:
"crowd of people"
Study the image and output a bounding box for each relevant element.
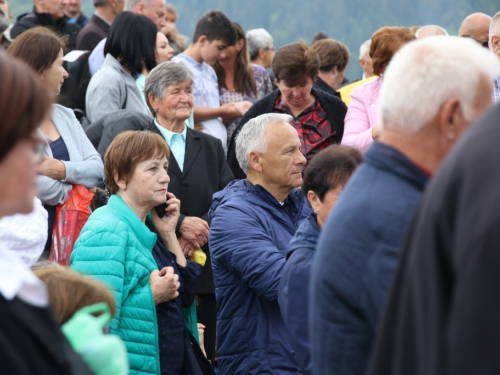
[0,0,500,374]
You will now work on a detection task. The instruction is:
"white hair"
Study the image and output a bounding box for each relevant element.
[489,11,500,45]
[124,0,158,11]
[236,113,293,174]
[246,28,273,61]
[415,25,449,39]
[379,36,500,134]
[359,39,371,60]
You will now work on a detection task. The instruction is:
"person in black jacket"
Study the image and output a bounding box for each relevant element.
[227,41,347,179]
[0,54,92,375]
[11,0,81,52]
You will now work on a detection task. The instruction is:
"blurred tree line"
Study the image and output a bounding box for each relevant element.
[11,0,498,79]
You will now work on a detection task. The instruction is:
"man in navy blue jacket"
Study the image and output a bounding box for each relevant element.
[310,36,498,375]
[209,113,311,375]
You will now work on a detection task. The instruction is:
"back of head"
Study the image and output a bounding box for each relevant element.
[272,41,320,86]
[379,36,500,133]
[6,26,66,74]
[246,28,272,61]
[0,54,50,162]
[236,113,293,174]
[311,31,330,45]
[302,145,362,200]
[359,39,371,60]
[415,25,449,39]
[311,38,350,72]
[124,0,155,11]
[104,11,157,75]
[459,12,492,39]
[370,26,415,76]
[192,10,236,46]
[35,267,116,325]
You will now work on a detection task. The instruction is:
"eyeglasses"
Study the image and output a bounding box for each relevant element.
[464,35,489,48]
[27,135,47,161]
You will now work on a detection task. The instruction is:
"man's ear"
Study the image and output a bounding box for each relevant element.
[197,35,207,46]
[438,97,462,142]
[306,190,320,212]
[491,35,500,56]
[134,1,146,14]
[248,151,263,174]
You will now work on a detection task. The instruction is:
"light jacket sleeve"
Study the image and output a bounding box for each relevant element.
[210,203,286,301]
[341,85,375,153]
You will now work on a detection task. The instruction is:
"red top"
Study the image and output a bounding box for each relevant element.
[274,95,336,162]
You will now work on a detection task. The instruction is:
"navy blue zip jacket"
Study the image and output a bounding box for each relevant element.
[310,142,430,375]
[209,179,311,375]
[279,213,320,375]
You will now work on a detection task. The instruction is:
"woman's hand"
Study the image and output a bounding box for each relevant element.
[39,157,66,180]
[234,101,253,117]
[149,267,180,304]
[151,192,181,237]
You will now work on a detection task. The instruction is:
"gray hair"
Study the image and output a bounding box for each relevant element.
[246,28,273,61]
[379,36,500,134]
[0,11,9,34]
[165,2,176,13]
[124,0,158,11]
[489,11,500,45]
[144,61,194,114]
[359,39,371,60]
[236,113,293,174]
[415,25,449,39]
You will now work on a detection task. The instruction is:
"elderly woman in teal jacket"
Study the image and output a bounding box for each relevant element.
[70,131,199,375]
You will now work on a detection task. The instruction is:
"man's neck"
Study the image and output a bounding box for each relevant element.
[317,71,335,89]
[95,7,116,24]
[183,44,203,64]
[247,173,291,203]
[379,128,441,173]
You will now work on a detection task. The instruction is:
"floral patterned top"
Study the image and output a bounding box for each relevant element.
[220,64,273,145]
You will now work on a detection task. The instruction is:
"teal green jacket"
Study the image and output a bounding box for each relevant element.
[70,195,160,375]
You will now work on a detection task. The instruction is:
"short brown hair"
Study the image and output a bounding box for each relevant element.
[370,27,415,76]
[7,27,67,74]
[0,54,50,162]
[104,131,170,195]
[35,267,116,325]
[311,39,350,73]
[272,41,320,86]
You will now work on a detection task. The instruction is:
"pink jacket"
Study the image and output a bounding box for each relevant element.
[341,77,382,153]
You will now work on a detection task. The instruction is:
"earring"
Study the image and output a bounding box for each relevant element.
[314,210,319,215]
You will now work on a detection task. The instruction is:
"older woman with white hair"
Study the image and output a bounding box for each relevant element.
[246,28,275,69]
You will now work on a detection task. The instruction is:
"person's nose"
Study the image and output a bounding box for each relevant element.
[297,150,307,165]
[62,67,69,79]
[160,167,170,184]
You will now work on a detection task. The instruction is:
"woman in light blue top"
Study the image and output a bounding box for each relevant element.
[7,27,104,255]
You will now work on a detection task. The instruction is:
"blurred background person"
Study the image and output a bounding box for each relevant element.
[0,53,92,375]
[246,27,274,69]
[75,0,124,51]
[214,21,273,145]
[7,27,103,257]
[278,145,362,375]
[227,41,347,179]
[311,36,498,375]
[341,27,415,153]
[71,131,208,375]
[66,0,88,27]
[311,31,330,44]
[162,2,191,55]
[458,12,491,47]
[415,24,449,38]
[88,0,167,75]
[489,11,500,105]
[86,12,157,122]
[311,38,350,97]
[0,5,11,51]
[11,0,81,52]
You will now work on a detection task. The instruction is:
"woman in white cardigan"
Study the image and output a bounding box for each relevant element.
[7,27,103,255]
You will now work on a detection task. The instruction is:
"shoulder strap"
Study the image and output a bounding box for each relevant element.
[121,84,128,110]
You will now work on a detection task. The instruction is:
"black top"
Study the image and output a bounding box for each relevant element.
[313,77,341,98]
[0,294,92,375]
[226,87,347,179]
[368,104,500,375]
[152,238,202,375]
[76,13,110,51]
[12,8,81,53]
[43,137,70,256]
